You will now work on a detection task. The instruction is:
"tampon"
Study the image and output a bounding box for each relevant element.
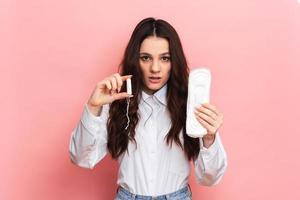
[126,78,132,95]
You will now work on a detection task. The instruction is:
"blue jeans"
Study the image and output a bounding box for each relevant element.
[114,184,192,200]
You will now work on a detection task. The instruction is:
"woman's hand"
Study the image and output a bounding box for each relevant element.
[87,73,133,115]
[194,103,224,144]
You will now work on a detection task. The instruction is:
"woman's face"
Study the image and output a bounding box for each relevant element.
[139,36,171,94]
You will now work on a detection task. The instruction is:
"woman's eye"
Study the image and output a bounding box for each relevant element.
[140,56,151,61]
[161,56,170,62]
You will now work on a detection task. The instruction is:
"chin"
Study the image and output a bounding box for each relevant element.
[148,84,163,91]
[143,84,161,94]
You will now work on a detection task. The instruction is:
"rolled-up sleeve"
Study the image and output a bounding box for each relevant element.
[69,102,109,169]
[194,131,228,186]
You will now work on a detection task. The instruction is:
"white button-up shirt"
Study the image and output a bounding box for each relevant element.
[69,84,228,196]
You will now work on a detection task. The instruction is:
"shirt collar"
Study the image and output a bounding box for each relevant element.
[141,83,168,106]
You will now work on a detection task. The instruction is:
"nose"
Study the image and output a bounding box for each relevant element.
[150,59,161,73]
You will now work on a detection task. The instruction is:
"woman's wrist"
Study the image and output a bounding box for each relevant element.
[87,102,103,117]
[202,134,215,148]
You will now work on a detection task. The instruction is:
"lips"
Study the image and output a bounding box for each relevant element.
[149,76,161,83]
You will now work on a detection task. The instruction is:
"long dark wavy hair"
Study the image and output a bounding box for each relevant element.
[107,17,200,161]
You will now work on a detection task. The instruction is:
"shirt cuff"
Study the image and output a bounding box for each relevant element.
[199,131,221,159]
[80,102,108,134]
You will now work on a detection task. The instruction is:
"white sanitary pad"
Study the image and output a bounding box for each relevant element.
[186,67,211,138]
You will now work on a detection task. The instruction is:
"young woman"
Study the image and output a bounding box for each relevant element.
[69,17,227,200]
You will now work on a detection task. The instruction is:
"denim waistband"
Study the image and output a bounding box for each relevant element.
[116,184,192,200]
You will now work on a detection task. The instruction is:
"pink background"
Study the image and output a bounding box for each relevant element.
[1,0,300,199]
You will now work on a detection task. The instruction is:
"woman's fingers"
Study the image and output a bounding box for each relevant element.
[113,73,123,92]
[110,76,118,93]
[113,92,133,100]
[199,103,220,116]
[111,74,132,94]
[103,80,111,90]
[121,75,132,81]
[90,74,133,106]
[194,114,217,134]
[194,110,216,126]
[111,73,132,93]
[194,103,224,135]
[99,74,132,95]
[195,104,218,120]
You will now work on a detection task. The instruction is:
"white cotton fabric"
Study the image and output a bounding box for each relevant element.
[69,84,228,196]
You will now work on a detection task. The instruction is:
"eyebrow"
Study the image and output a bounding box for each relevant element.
[139,52,170,56]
